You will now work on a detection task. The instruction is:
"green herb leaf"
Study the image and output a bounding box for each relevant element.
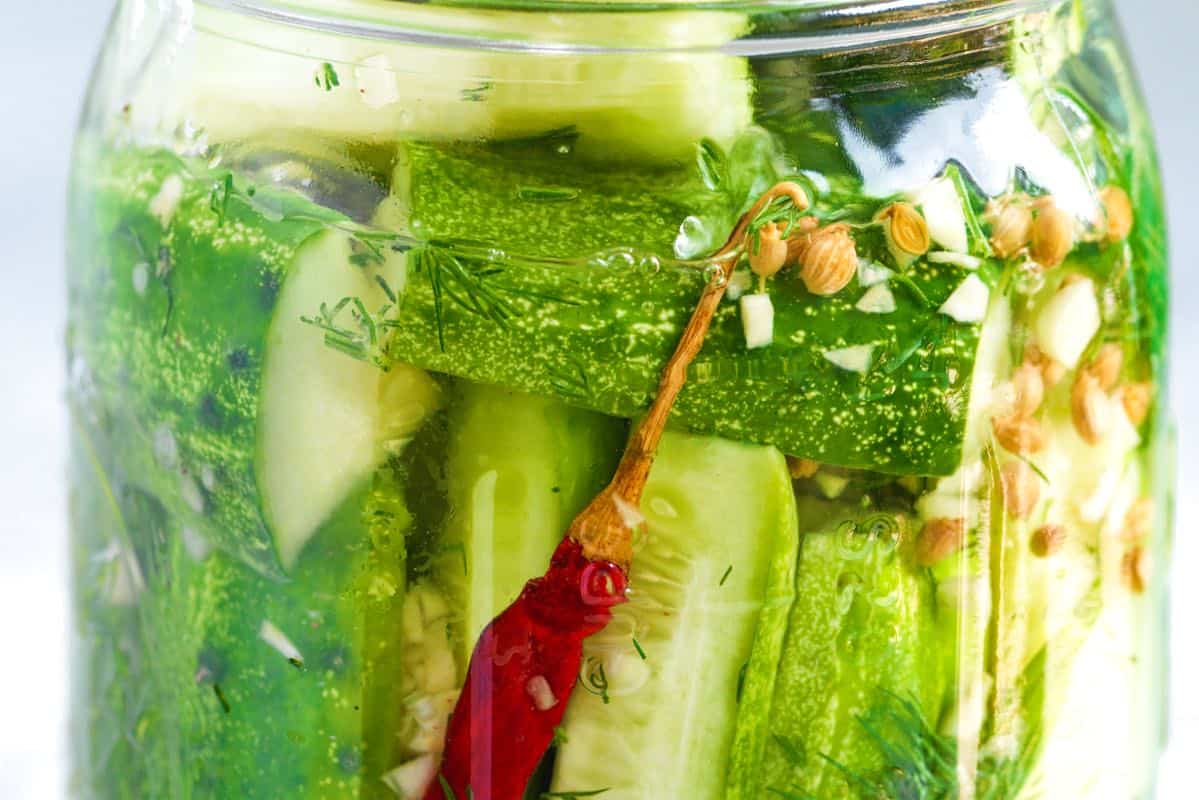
[632,636,647,660]
[719,564,733,586]
[541,789,609,799]
[209,173,233,226]
[315,62,340,92]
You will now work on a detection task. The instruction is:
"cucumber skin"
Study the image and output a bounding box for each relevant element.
[389,249,983,476]
[70,148,345,577]
[726,502,946,800]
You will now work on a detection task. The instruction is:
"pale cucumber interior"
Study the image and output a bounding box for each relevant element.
[257,231,439,567]
[551,431,797,799]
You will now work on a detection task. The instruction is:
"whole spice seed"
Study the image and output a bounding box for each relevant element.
[748,221,788,281]
[1025,343,1065,388]
[915,517,965,566]
[992,414,1046,455]
[1121,381,1153,426]
[876,201,930,262]
[785,216,819,264]
[986,197,1034,258]
[1011,362,1045,417]
[1030,523,1066,557]
[786,456,819,479]
[1099,185,1134,243]
[1089,343,1124,391]
[796,223,857,296]
[1030,199,1076,268]
[1123,497,1153,543]
[1071,369,1110,445]
[1000,460,1040,518]
[1121,546,1147,594]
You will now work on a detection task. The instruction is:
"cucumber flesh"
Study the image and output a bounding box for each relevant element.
[550,432,798,799]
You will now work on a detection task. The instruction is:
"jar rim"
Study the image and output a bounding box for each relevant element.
[195,0,1060,56]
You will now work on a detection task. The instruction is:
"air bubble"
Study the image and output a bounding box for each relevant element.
[638,255,662,276]
[703,263,728,288]
[674,215,712,259]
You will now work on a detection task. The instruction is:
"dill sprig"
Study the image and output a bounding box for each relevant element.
[299,294,397,369]
[541,790,609,799]
[791,690,1039,800]
[409,244,522,352]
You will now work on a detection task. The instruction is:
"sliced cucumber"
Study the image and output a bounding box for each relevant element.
[728,498,945,800]
[75,150,440,573]
[258,230,440,567]
[161,2,750,163]
[440,381,624,663]
[550,432,798,799]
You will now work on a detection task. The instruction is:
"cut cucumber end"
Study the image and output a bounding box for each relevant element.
[170,4,750,165]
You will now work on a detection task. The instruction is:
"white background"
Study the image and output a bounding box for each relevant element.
[0,0,1193,796]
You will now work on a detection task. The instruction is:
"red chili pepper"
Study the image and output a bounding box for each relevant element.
[423,182,810,800]
[424,540,627,800]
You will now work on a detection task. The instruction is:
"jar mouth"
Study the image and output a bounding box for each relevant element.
[196,0,1059,55]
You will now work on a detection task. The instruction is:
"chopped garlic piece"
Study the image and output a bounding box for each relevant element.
[939,274,990,323]
[382,754,437,799]
[258,620,303,664]
[1035,278,1100,368]
[855,283,896,314]
[814,472,850,499]
[823,344,875,373]
[526,675,558,710]
[928,250,982,270]
[911,176,969,253]
[739,293,774,349]
[148,175,184,227]
[857,259,893,287]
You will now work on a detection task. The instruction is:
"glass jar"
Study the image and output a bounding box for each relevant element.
[66,0,1171,797]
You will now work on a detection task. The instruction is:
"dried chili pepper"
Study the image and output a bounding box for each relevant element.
[424,182,810,800]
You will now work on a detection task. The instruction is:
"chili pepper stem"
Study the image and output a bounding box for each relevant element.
[566,181,809,569]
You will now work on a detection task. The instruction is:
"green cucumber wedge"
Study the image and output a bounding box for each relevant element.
[72,149,439,575]
[726,498,945,800]
[440,381,625,664]
[384,138,998,476]
[550,432,798,799]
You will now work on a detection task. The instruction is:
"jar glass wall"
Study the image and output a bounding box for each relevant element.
[67,1,1170,797]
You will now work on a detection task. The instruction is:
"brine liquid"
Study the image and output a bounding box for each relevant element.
[67,1,1169,798]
